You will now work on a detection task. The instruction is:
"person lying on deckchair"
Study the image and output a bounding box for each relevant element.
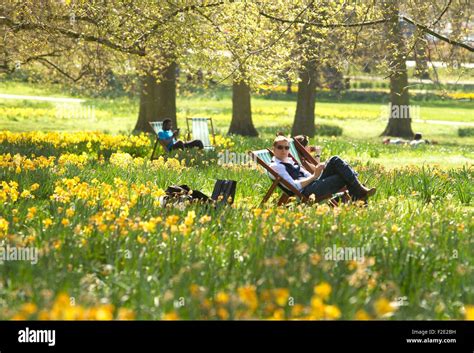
[158,118,204,151]
[270,135,376,202]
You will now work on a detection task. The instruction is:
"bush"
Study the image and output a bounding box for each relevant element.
[314,124,343,136]
[458,127,474,137]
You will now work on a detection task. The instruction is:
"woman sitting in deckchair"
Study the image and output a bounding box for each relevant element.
[270,135,376,202]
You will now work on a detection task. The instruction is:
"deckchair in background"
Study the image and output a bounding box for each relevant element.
[288,139,303,165]
[186,117,215,150]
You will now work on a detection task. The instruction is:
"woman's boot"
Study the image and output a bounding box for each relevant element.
[350,181,376,201]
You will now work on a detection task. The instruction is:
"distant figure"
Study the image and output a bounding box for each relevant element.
[383,132,434,146]
[158,118,204,151]
[382,137,409,145]
[409,132,430,147]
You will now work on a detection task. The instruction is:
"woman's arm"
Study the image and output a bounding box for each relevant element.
[302,161,325,178]
[311,163,325,179]
[299,174,318,188]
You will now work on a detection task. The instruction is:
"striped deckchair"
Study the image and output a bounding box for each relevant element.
[249,148,349,206]
[186,117,215,150]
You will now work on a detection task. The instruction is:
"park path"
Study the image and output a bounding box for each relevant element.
[0,93,84,103]
[413,119,474,127]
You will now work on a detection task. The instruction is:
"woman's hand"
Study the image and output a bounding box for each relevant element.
[312,163,325,180]
[315,163,325,174]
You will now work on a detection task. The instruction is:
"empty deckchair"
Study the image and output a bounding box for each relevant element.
[186,117,215,150]
[249,148,349,206]
[149,121,171,160]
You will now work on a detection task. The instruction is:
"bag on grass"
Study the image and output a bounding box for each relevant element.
[161,180,237,207]
[162,184,211,206]
[211,179,237,205]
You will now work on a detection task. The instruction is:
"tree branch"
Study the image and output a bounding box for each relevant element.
[250,0,315,55]
[133,1,227,48]
[259,10,389,28]
[256,8,474,52]
[0,16,146,56]
[401,15,473,52]
[0,49,65,73]
[37,57,89,82]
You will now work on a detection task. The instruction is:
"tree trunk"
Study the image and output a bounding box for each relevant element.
[228,79,258,136]
[382,4,414,138]
[285,76,292,94]
[414,30,430,80]
[133,62,177,133]
[291,60,317,137]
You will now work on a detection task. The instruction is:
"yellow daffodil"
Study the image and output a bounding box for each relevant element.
[374,298,396,317]
[314,282,332,301]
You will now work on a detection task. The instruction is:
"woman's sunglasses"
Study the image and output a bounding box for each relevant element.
[276,145,290,150]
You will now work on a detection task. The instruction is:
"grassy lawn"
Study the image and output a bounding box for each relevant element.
[0,79,473,320]
[1,81,472,169]
[0,130,472,320]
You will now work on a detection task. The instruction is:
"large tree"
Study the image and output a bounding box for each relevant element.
[192,1,297,136]
[381,0,473,137]
[229,78,258,136]
[260,1,383,137]
[381,1,414,138]
[0,0,225,132]
[259,0,473,137]
[134,62,177,132]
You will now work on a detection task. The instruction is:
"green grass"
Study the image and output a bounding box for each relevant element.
[1,80,472,169]
[1,94,473,135]
[0,138,472,320]
[0,80,473,320]
[0,81,74,97]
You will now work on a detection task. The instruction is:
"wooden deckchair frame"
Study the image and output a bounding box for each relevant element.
[289,141,350,204]
[249,148,349,206]
[249,149,307,206]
